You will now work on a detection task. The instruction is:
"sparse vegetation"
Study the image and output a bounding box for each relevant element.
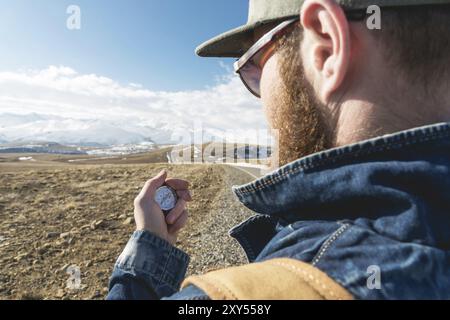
[0,154,255,300]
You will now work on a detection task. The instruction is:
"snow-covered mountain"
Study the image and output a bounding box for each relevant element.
[0,112,271,149]
[0,113,173,146]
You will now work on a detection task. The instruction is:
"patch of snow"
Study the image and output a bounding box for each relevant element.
[18,156,35,161]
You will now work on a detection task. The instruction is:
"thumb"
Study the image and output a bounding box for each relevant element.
[140,170,168,198]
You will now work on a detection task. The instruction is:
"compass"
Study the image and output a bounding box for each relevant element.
[155,185,178,215]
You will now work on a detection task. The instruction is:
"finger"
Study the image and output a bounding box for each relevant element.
[165,198,186,225]
[165,178,190,191]
[139,170,167,198]
[168,210,188,234]
[176,189,192,202]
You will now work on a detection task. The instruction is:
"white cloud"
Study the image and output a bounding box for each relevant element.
[0,65,267,145]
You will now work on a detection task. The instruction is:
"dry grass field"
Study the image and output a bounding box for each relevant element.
[0,153,255,300]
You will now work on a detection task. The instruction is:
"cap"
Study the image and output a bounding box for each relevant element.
[196,0,450,58]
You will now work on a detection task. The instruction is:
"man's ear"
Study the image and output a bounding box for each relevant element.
[300,0,351,102]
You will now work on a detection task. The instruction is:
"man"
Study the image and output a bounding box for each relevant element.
[107,0,450,300]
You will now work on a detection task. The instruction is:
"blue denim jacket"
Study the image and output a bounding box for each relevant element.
[107,122,450,300]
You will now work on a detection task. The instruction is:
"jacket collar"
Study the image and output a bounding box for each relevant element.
[231,122,450,248]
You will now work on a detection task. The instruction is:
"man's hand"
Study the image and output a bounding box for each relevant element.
[133,170,192,245]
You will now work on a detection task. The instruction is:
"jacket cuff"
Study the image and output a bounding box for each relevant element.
[114,230,190,297]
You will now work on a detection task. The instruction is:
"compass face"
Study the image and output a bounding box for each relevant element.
[155,186,177,212]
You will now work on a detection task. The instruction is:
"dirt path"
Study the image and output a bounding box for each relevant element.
[0,164,256,300]
[181,165,257,276]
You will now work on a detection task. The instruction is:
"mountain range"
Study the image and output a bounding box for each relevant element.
[0,112,173,147]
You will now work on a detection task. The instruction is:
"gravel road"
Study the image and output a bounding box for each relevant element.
[182,165,257,276]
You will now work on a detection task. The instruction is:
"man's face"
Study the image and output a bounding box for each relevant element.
[254,26,331,167]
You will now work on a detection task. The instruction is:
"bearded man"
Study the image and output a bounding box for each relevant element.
[107,0,450,300]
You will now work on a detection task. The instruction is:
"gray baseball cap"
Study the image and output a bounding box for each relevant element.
[196,0,450,58]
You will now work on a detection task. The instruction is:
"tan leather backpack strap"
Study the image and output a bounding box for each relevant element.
[181,258,353,300]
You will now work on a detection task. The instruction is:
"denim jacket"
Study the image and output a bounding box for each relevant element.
[107,122,450,300]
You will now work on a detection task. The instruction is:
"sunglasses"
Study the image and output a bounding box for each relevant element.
[234,11,367,98]
[234,18,299,98]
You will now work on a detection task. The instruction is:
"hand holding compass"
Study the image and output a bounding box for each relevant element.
[133,170,192,245]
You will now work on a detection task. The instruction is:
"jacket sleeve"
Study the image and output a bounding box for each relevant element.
[107,230,199,300]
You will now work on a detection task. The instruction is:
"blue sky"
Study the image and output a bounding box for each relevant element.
[0,0,249,91]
